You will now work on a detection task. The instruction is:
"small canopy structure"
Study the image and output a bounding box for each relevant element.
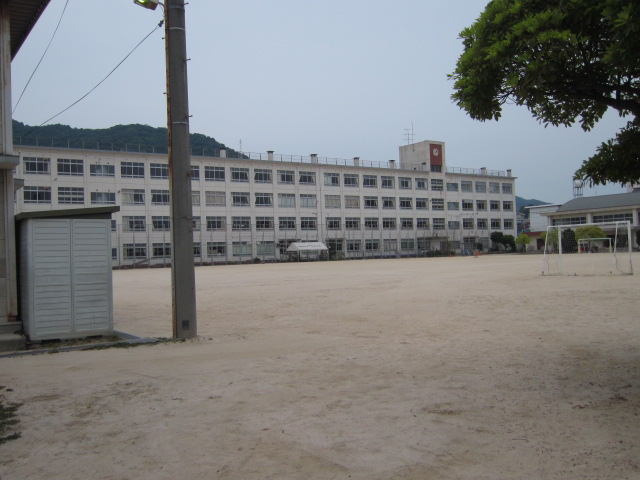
[286,242,328,253]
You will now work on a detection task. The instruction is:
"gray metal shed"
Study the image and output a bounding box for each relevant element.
[16,207,119,340]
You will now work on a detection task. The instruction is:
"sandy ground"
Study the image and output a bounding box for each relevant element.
[1,254,639,480]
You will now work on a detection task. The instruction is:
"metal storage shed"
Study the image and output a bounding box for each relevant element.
[16,207,119,341]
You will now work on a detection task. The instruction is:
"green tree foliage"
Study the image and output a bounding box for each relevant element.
[450,0,640,185]
[561,228,577,253]
[575,225,607,241]
[515,232,531,252]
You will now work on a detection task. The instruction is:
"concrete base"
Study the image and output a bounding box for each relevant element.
[0,332,26,352]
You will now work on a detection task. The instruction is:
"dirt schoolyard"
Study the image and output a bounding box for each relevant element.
[1,255,639,479]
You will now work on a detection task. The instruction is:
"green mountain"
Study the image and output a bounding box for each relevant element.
[12,120,241,157]
[517,196,551,217]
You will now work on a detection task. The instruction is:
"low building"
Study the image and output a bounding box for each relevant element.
[13,139,518,265]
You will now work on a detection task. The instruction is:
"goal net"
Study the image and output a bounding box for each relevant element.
[542,221,634,276]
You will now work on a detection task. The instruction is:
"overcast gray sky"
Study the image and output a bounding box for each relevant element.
[11,0,629,204]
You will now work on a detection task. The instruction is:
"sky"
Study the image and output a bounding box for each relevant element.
[10,0,630,204]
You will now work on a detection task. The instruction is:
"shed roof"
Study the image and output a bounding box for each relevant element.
[286,242,328,252]
[15,206,120,221]
[555,191,640,213]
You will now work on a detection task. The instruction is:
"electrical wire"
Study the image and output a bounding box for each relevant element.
[21,19,164,139]
[13,0,71,115]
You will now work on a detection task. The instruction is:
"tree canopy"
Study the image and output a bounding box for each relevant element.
[450,0,640,185]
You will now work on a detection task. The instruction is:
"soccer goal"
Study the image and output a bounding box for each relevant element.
[542,221,634,276]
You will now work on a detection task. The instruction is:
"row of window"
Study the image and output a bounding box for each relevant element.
[23,186,513,212]
[116,215,515,232]
[22,157,514,193]
[551,213,635,226]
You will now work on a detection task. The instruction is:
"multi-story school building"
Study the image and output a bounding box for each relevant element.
[13,139,517,266]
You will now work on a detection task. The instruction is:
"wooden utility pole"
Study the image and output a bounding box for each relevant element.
[165,0,197,339]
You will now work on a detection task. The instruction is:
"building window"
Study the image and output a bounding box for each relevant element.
[152,243,171,258]
[257,241,276,256]
[151,189,170,205]
[431,179,443,191]
[416,218,429,229]
[475,181,486,193]
[326,217,341,230]
[364,196,378,209]
[489,182,500,194]
[551,216,588,226]
[431,198,444,211]
[344,173,359,187]
[401,239,415,250]
[399,177,411,189]
[476,200,487,211]
[152,216,171,231]
[206,216,226,230]
[462,199,474,211]
[383,239,397,251]
[382,218,396,229]
[90,164,115,177]
[254,168,272,183]
[401,218,413,229]
[490,218,501,229]
[325,195,341,208]
[278,170,294,184]
[463,218,474,229]
[24,186,51,204]
[111,220,117,232]
[278,193,295,208]
[57,187,84,204]
[446,182,458,192]
[345,217,360,229]
[123,243,147,260]
[415,198,428,210]
[447,201,459,211]
[346,240,361,252]
[502,201,513,211]
[365,239,380,252]
[415,178,427,190]
[477,218,488,229]
[205,191,225,206]
[57,158,84,176]
[431,165,442,173]
[364,217,379,229]
[433,218,445,230]
[207,242,226,256]
[232,216,251,230]
[301,217,317,230]
[231,192,250,206]
[231,167,249,182]
[448,220,460,230]
[24,157,50,174]
[122,189,145,205]
[381,176,394,188]
[150,163,168,179]
[232,242,252,256]
[123,216,146,232]
[193,243,202,257]
[324,172,340,186]
[279,217,296,230]
[112,248,118,260]
[363,175,377,188]
[256,217,274,230]
[255,193,273,207]
[461,180,472,192]
[191,165,200,181]
[192,191,201,206]
[205,166,225,181]
[490,200,501,211]
[593,213,633,223]
[299,171,316,185]
[503,219,514,229]
[91,192,115,205]
[345,196,360,209]
[192,218,201,231]
[382,197,395,209]
[300,194,317,208]
[399,197,413,210]
[121,161,144,178]
[502,183,513,194]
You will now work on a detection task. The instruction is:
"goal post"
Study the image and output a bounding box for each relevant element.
[542,221,634,276]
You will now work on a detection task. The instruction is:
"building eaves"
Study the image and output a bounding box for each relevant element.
[9,0,51,60]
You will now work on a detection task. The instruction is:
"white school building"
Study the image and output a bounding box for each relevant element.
[13,139,518,266]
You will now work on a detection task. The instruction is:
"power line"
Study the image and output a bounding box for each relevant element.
[13,0,71,115]
[21,19,164,139]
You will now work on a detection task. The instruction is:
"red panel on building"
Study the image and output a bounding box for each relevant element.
[429,143,443,166]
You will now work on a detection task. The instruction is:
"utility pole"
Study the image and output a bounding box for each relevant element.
[165,0,197,339]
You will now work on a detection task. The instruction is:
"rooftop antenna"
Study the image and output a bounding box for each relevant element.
[239,139,243,155]
[404,122,415,145]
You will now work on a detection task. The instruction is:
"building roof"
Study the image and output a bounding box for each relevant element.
[9,1,51,60]
[555,190,640,213]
